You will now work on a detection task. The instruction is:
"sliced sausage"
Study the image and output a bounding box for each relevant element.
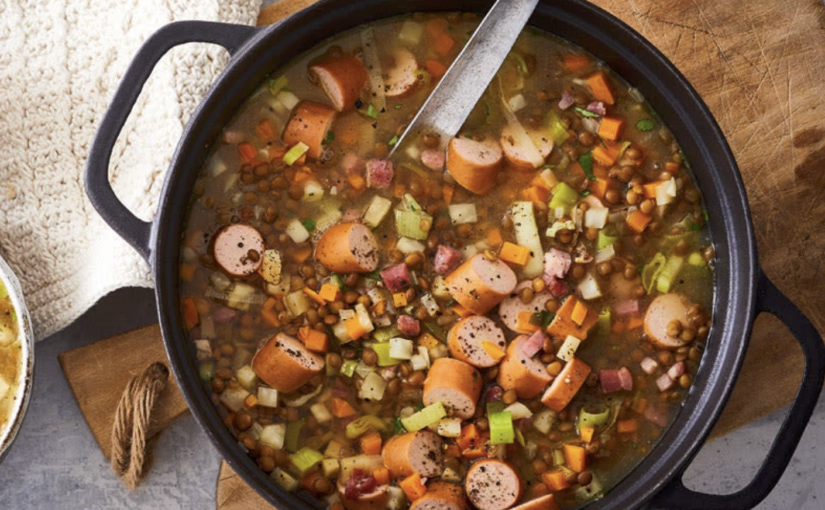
[212,224,264,277]
[315,223,379,273]
[282,101,336,159]
[545,295,599,340]
[410,481,468,510]
[381,430,444,478]
[444,254,517,315]
[464,459,523,510]
[309,52,369,112]
[498,282,553,334]
[447,316,506,369]
[251,333,325,393]
[644,293,694,349]
[500,125,553,169]
[497,335,552,399]
[421,148,446,171]
[540,357,592,412]
[384,48,420,98]
[338,476,389,510]
[510,494,560,510]
[423,358,482,419]
[447,137,503,195]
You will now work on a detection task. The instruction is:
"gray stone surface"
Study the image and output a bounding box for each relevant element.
[0,287,822,509]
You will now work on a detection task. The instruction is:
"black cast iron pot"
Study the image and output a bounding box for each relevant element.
[85,1,825,508]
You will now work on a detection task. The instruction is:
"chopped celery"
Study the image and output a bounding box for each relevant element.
[486,401,506,415]
[597,309,611,333]
[198,361,214,382]
[341,359,358,378]
[268,75,288,95]
[285,419,305,452]
[401,402,447,431]
[346,415,388,439]
[597,228,618,251]
[363,195,393,228]
[394,209,431,240]
[401,193,423,212]
[424,321,447,342]
[489,411,515,445]
[656,255,684,293]
[372,325,401,343]
[366,103,379,119]
[283,142,309,166]
[552,449,565,466]
[514,427,526,447]
[641,253,667,294]
[290,447,324,476]
[271,467,299,492]
[579,406,611,429]
[547,111,572,146]
[549,182,579,212]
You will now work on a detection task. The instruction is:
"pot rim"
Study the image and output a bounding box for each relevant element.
[151,0,759,508]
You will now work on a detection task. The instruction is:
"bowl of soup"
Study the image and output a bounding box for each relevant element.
[0,253,33,463]
[85,0,824,509]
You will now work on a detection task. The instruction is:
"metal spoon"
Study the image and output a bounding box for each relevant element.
[390,0,541,156]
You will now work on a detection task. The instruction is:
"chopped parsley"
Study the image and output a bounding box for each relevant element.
[580,190,592,197]
[366,103,379,119]
[575,106,601,118]
[636,118,656,131]
[579,150,597,181]
[301,218,316,231]
[388,135,399,147]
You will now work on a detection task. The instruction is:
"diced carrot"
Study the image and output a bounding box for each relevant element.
[348,173,366,191]
[359,431,383,455]
[303,287,326,305]
[255,119,278,142]
[450,304,473,318]
[372,466,390,486]
[344,317,367,340]
[417,332,440,350]
[462,445,488,460]
[562,54,591,73]
[182,297,199,330]
[457,424,481,452]
[425,59,448,80]
[393,183,406,198]
[597,116,625,141]
[546,296,599,339]
[330,397,358,418]
[570,299,589,326]
[516,311,541,333]
[617,419,639,434]
[521,185,550,205]
[434,33,455,56]
[529,482,551,499]
[319,283,341,303]
[426,17,448,38]
[588,178,608,200]
[399,473,427,502]
[665,161,681,175]
[563,444,587,473]
[244,394,259,409]
[632,397,648,415]
[238,142,258,164]
[592,143,621,166]
[261,308,281,328]
[593,164,610,179]
[481,341,506,361]
[499,242,531,266]
[294,153,307,166]
[292,245,313,264]
[268,145,287,161]
[299,326,329,353]
[626,210,653,234]
[626,316,644,330]
[611,320,627,334]
[180,263,196,282]
[541,470,571,492]
[393,292,408,307]
[643,181,664,199]
[586,70,616,105]
[444,444,462,460]
[290,166,314,184]
[442,184,455,205]
[580,426,595,444]
[485,227,503,248]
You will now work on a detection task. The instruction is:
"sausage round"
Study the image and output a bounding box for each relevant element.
[447,316,507,369]
[464,459,523,510]
[497,335,552,399]
[510,494,560,510]
[381,430,444,478]
[282,101,337,159]
[212,224,265,277]
[444,254,517,316]
[315,223,379,273]
[500,125,553,169]
[384,48,419,98]
[309,52,368,112]
[251,333,325,393]
[497,284,553,334]
[337,481,389,510]
[643,293,694,349]
[446,137,503,195]
[410,481,468,510]
[423,358,482,419]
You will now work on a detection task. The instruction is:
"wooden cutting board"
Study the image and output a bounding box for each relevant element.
[57,0,825,508]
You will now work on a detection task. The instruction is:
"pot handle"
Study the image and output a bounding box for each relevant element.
[85,21,259,261]
[652,272,825,510]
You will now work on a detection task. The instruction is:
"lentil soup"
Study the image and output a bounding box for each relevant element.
[0,278,23,438]
[179,12,714,510]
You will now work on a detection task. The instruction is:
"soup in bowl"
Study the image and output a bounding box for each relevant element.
[178,11,713,510]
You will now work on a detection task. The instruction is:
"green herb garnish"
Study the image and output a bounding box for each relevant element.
[575,107,601,118]
[388,135,399,147]
[636,118,656,131]
[580,190,592,197]
[579,150,596,181]
[302,218,316,231]
[366,103,379,119]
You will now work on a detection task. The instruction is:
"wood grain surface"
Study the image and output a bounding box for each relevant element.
[57,0,825,507]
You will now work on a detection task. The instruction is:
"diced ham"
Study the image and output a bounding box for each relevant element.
[618,366,633,391]
[421,148,446,171]
[378,365,398,382]
[558,91,574,110]
[433,245,462,274]
[582,117,600,133]
[380,263,411,293]
[640,357,659,375]
[645,404,670,427]
[656,373,674,392]
[614,299,639,316]
[599,369,623,394]
[545,277,569,298]
[341,152,365,175]
[544,249,572,279]
[667,362,686,380]
[365,159,394,189]
[398,315,420,337]
[344,469,376,500]
[586,101,606,116]
[213,307,237,324]
[520,329,547,358]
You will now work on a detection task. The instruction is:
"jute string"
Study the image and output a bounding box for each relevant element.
[110,362,170,489]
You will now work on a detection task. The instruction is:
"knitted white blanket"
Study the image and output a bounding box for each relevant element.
[0,0,261,340]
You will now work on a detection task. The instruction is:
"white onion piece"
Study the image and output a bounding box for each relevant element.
[360,27,387,112]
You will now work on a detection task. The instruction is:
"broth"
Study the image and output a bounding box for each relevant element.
[0,279,22,436]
